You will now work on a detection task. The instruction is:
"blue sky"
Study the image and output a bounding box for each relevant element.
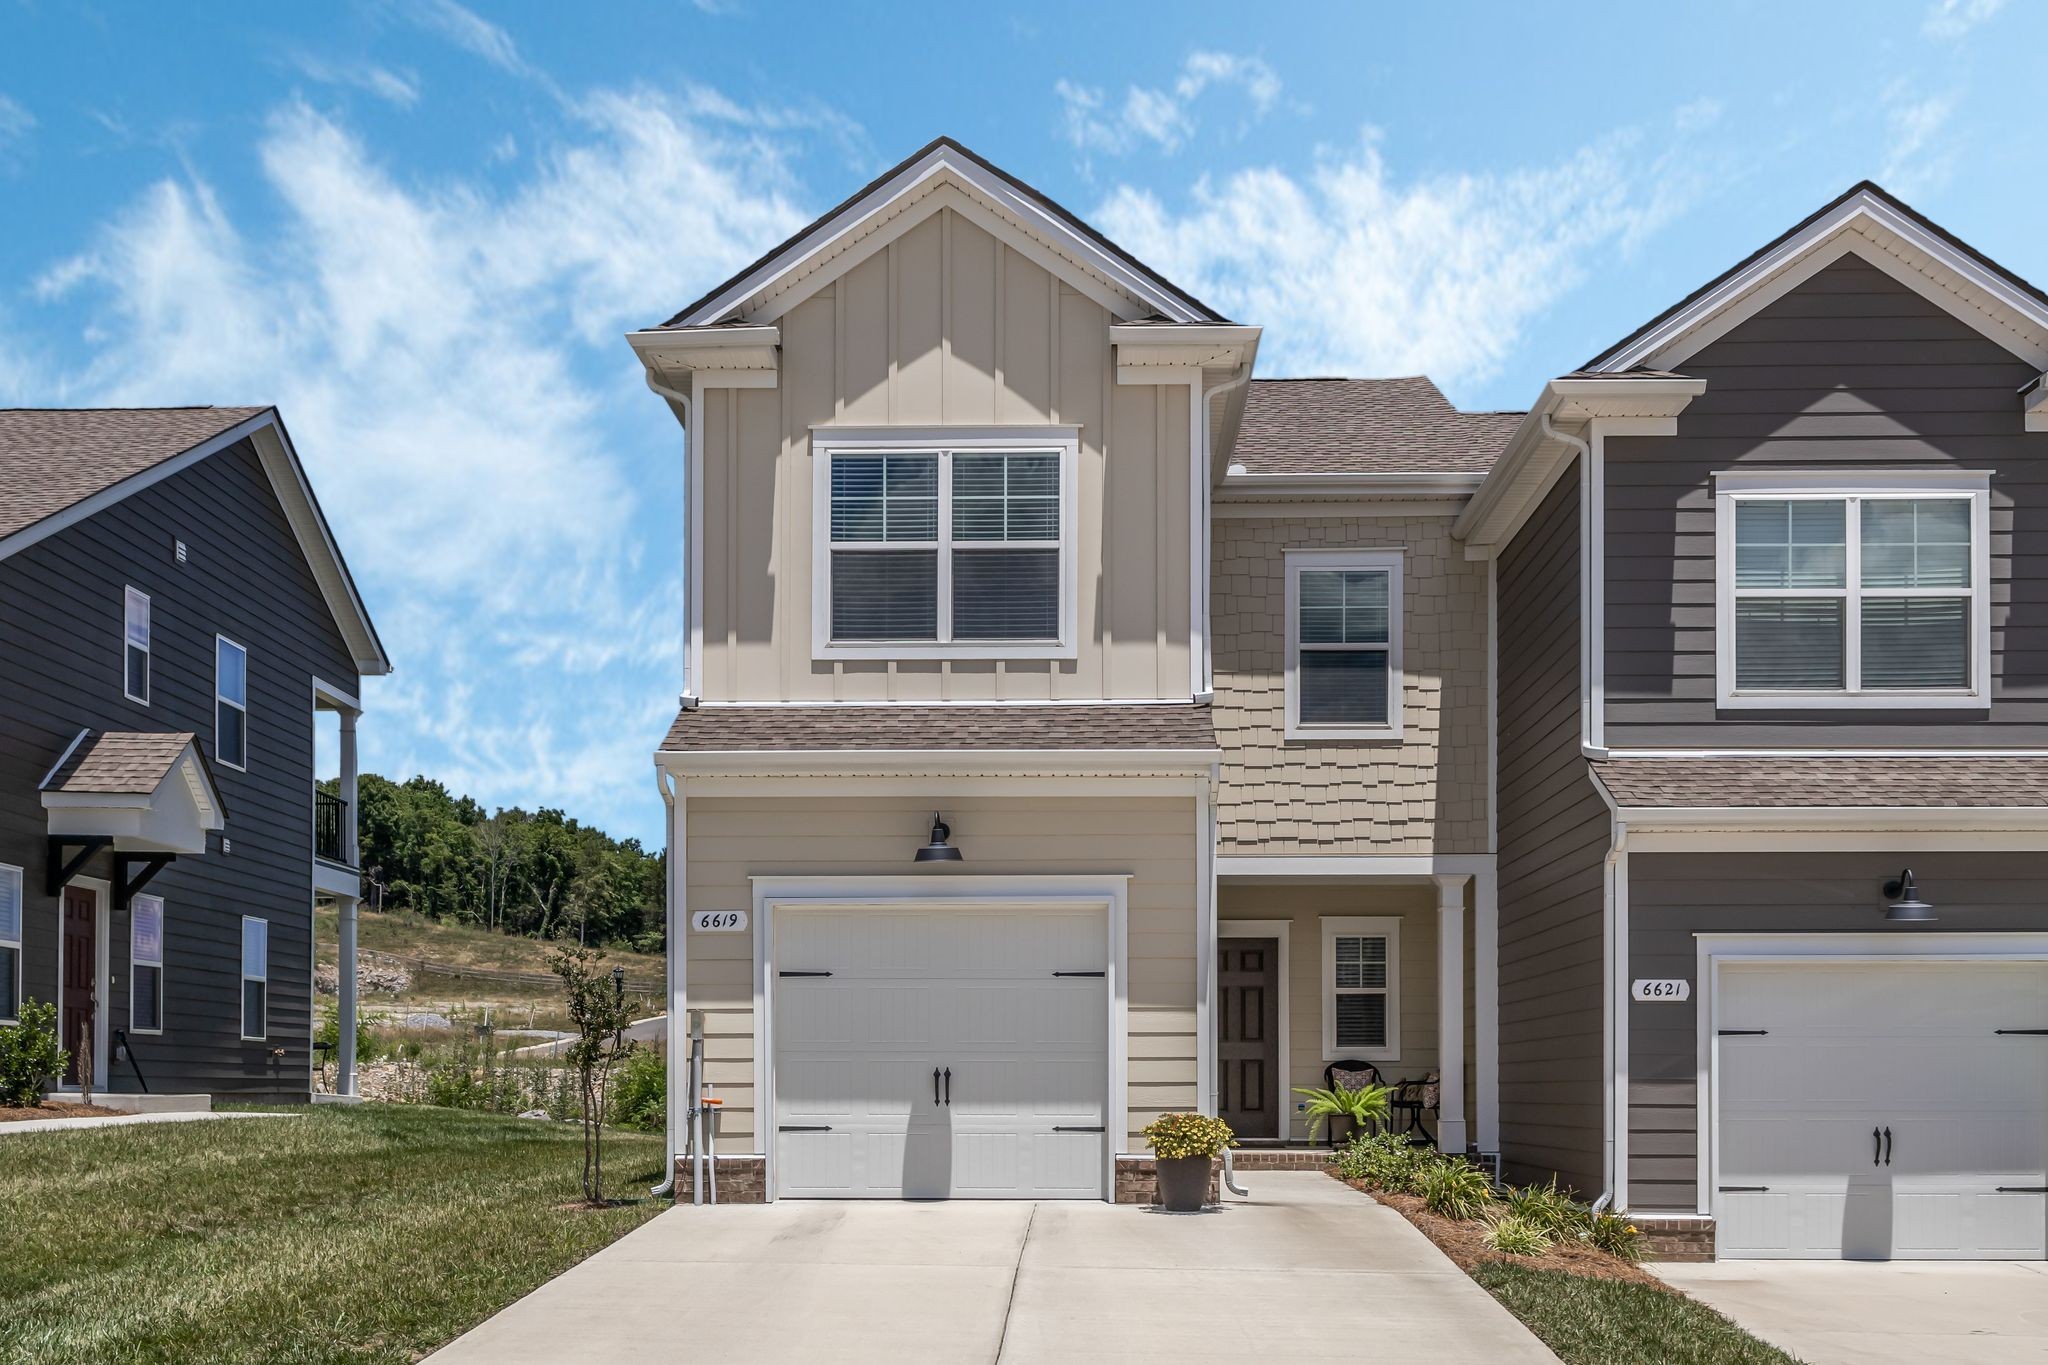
[0,0,2037,845]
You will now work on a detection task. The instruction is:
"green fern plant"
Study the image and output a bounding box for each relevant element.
[1291,1081,1391,1142]
[1418,1158,1496,1221]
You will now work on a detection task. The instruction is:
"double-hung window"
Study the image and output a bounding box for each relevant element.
[1321,916,1399,1061]
[1285,549,1404,739]
[240,916,268,1040]
[124,587,151,704]
[0,863,21,1023]
[130,894,165,1034]
[216,636,248,769]
[1716,473,1990,708]
[813,430,1077,659]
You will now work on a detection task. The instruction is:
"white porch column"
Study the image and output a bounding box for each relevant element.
[1432,874,1469,1154]
[336,895,359,1097]
[338,709,360,867]
[1473,864,1500,1154]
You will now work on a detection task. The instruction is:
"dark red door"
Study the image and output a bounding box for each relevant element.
[61,886,96,1085]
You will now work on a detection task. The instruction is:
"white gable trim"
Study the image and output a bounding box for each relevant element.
[669,144,1210,329]
[1596,191,2048,374]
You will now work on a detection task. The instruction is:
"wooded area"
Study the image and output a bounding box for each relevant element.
[342,774,664,952]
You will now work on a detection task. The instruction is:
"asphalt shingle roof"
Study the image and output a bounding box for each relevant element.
[42,731,198,795]
[1231,378,1523,477]
[1591,757,2048,809]
[662,704,1219,752]
[0,407,268,542]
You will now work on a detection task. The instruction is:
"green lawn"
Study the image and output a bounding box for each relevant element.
[0,1104,667,1365]
[1472,1263,1803,1365]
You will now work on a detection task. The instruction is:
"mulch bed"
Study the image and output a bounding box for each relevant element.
[1335,1174,1671,1290]
[0,1101,124,1123]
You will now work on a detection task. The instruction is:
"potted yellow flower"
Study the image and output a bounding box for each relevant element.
[1141,1112,1234,1212]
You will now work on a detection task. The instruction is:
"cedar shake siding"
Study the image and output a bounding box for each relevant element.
[1495,461,1609,1195]
[1604,253,2048,746]
[0,436,356,1099]
[1212,513,1489,854]
[1625,850,2048,1213]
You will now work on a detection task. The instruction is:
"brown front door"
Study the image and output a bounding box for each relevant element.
[1218,937,1279,1139]
[61,885,97,1085]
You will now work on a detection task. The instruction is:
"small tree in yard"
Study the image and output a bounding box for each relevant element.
[546,944,635,1204]
[0,999,68,1107]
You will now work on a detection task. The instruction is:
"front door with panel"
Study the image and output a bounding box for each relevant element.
[774,904,1108,1199]
[1217,937,1279,1139]
[60,885,97,1085]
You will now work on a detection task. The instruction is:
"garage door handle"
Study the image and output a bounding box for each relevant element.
[943,1067,951,1105]
[1884,1127,1893,1166]
[1718,1185,1769,1193]
[934,1068,941,1105]
[1873,1127,1882,1167]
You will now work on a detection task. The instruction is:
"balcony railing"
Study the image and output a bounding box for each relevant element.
[315,790,350,866]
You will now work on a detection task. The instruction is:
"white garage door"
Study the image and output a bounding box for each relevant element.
[772,903,1109,1199]
[1717,960,2048,1260]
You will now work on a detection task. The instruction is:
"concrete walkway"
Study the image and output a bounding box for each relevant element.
[1656,1260,2048,1365]
[431,1171,1555,1364]
[0,1110,296,1136]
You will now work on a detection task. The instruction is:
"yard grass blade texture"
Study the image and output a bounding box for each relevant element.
[1470,1263,1805,1365]
[0,1104,666,1364]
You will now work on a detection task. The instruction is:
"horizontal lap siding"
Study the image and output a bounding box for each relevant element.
[1626,850,2048,1212]
[0,438,357,1098]
[1496,462,1608,1194]
[683,795,1197,1153]
[1604,254,2048,745]
[1212,515,1489,854]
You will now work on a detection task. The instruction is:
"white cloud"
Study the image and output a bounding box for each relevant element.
[0,93,35,173]
[1923,0,2006,37]
[1057,51,1281,158]
[1093,130,1698,387]
[409,0,527,74]
[1880,84,1957,196]
[290,54,422,108]
[34,91,819,836]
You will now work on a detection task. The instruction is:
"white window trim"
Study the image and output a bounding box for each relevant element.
[1713,470,1992,710]
[129,893,164,1036]
[1320,915,1401,1062]
[240,914,267,1041]
[215,634,249,771]
[1284,548,1405,740]
[123,586,151,706]
[809,426,1080,661]
[0,862,21,1024]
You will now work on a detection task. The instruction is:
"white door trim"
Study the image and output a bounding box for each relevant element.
[1219,918,1292,1141]
[52,875,113,1093]
[1694,932,2048,1223]
[751,874,1131,1202]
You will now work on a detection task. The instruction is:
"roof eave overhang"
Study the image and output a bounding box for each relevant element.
[656,747,1221,779]
[1109,323,1262,377]
[1219,470,1485,502]
[247,420,391,677]
[1605,804,2048,834]
[627,325,783,391]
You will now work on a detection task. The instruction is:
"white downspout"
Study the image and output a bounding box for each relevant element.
[649,766,684,1197]
[1592,775,1628,1214]
[1194,363,1253,703]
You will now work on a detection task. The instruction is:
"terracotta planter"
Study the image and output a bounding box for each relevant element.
[1155,1154,1213,1212]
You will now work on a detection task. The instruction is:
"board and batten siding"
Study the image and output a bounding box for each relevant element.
[693,206,1193,703]
[1211,513,1489,854]
[0,438,357,1099]
[683,794,1198,1153]
[1625,850,2048,1213]
[1604,253,2048,746]
[1494,461,1610,1195]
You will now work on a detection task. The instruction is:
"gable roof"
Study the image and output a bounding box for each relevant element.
[1585,180,2048,374]
[1231,378,1523,477]
[655,136,1224,330]
[0,406,390,676]
[42,729,205,797]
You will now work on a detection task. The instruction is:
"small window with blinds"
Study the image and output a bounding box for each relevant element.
[131,894,165,1034]
[815,434,1075,659]
[1718,478,1988,709]
[1285,549,1405,740]
[1322,916,1400,1061]
[0,863,21,1023]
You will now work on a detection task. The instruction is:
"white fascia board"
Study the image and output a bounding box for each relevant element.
[656,747,1221,779]
[626,325,783,379]
[1611,805,2048,833]
[1222,471,1484,497]
[1109,324,1261,374]
[1216,854,1497,880]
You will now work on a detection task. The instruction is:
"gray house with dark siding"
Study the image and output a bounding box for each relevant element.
[0,407,386,1103]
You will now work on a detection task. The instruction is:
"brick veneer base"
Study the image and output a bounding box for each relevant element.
[672,1156,766,1204]
[1633,1215,1714,1262]
[1114,1156,1222,1205]
[1229,1149,1337,1170]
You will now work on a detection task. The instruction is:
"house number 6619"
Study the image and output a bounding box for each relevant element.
[691,910,748,933]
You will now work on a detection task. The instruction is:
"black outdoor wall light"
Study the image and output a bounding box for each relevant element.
[914,812,963,863]
[1883,868,1937,922]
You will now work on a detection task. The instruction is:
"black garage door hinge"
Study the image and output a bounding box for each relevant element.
[1995,1028,2048,1035]
[1052,1125,1106,1133]
[1053,970,1105,978]
[778,970,833,978]
[1718,1185,1770,1193]
[1996,1186,2048,1193]
[778,1125,832,1133]
[1718,1029,1769,1036]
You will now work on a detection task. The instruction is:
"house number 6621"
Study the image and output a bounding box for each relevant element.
[691,910,748,933]
[1630,978,1690,1002]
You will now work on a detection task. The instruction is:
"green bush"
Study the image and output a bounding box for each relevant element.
[1503,1178,1591,1241]
[0,999,68,1106]
[1483,1213,1553,1257]
[315,1007,376,1065]
[609,1047,665,1132]
[1141,1112,1234,1159]
[1419,1158,1496,1221]
[1291,1081,1391,1142]
[1336,1130,1441,1194]
[1585,1209,1645,1263]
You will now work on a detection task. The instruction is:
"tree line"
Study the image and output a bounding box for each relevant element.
[340,774,665,953]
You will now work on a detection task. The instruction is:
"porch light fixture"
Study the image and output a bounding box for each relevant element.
[1883,869,1937,923]
[914,813,963,863]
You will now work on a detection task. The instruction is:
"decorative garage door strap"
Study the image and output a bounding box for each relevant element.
[1995,1028,2048,1035]
[1717,1029,1768,1036]
[778,970,832,977]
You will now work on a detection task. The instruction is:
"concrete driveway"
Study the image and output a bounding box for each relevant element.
[1656,1260,2048,1365]
[431,1171,1555,1364]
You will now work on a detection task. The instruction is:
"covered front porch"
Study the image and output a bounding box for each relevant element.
[1213,856,1497,1159]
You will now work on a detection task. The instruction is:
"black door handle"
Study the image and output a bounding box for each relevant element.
[1873,1127,1882,1166]
[933,1067,941,1105]
[943,1067,952,1105]
[1884,1127,1893,1166]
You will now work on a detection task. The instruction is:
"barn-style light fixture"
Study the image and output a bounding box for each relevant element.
[1883,869,1937,923]
[914,813,963,863]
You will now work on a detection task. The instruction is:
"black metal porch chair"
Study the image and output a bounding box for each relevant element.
[1321,1060,1388,1147]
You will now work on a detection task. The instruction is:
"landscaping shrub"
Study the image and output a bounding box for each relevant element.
[1419,1158,1496,1220]
[1585,1208,1644,1263]
[0,998,67,1106]
[1291,1080,1391,1142]
[1482,1213,1553,1257]
[1503,1178,1591,1241]
[1336,1130,1440,1194]
[609,1047,665,1132]
[315,1006,377,1065]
